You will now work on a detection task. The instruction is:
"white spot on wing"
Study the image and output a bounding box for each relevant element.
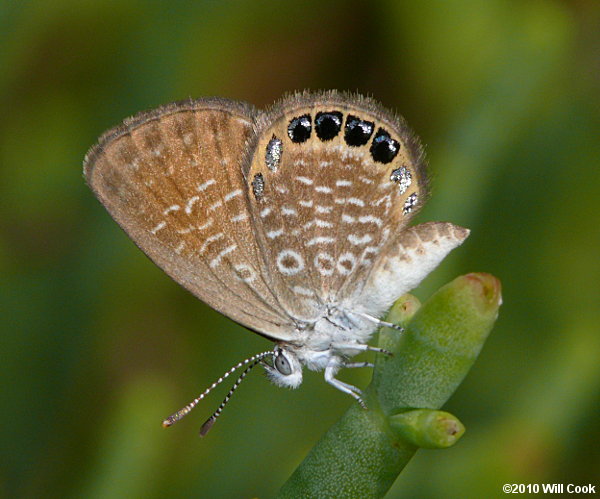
[276,250,305,276]
[347,197,365,207]
[282,206,297,216]
[267,228,284,239]
[234,264,256,283]
[150,221,166,234]
[199,233,224,254]
[163,205,180,215]
[296,176,313,185]
[314,252,335,276]
[358,215,383,227]
[198,219,213,231]
[337,252,357,275]
[315,205,332,214]
[209,200,223,212]
[304,219,334,229]
[210,244,237,268]
[185,196,200,214]
[360,246,380,266]
[292,285,314,297]
[316,219,333,228]
[336,179,352,187]
[224,189,242,202]
[348,234,373,246]
[307,236,335,246]
[372,194,392,209]
[231,213,248,222]
[333,144,365,160]
[175,241,186,254]
[197,179,216,191]
[315,185,333,194]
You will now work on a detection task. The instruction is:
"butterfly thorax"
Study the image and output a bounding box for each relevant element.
[286,299,371,343]
[261,304,377,389]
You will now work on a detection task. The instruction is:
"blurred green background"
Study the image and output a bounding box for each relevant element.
[2,1,599,498]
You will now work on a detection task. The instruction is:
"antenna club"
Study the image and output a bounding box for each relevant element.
[160,349,274,434]
[199,416,216,437]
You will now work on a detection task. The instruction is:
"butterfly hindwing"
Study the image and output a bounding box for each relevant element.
[243,91,428,322]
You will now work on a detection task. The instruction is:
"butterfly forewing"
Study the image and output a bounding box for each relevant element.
[244,92,428,321]
[84,99,295,340]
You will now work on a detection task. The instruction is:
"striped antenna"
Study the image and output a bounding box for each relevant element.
[199,356,265,436]
[162,350,273,429]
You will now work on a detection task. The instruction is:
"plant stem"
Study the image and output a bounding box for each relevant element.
[276,273,501,499]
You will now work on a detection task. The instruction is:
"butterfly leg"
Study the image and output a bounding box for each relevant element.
[332,343,393,357]
[354,312,404,331]
[344,361,374,369]
[324,363,367,409]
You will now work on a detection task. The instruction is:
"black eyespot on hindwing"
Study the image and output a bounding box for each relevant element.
[315,111,343,141]
[287,115,312,143]
[344,115,374,146]
[370,128,400,164]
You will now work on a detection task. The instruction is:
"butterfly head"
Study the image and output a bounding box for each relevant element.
[263,345,303,389]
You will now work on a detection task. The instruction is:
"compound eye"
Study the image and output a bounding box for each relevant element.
[274,352,292,375]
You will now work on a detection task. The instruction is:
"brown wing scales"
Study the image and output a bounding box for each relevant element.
[244,92,427,321]
[85,100,295,340]
[85,92,430,335]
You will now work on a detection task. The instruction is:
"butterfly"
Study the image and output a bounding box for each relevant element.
[84,91,468,435]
